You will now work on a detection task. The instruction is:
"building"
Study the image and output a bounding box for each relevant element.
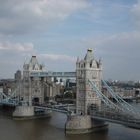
[15,70,22,82]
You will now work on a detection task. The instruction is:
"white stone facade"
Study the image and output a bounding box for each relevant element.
[19,56,62,104]
[22,56,45,104]
[76,49,102,115]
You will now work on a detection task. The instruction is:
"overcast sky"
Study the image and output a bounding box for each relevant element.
[0,0,140,80]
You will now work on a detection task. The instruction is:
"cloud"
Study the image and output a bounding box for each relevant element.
[0,41,35,78]
[88,31,140,51]
[0,0,140,80]
[0,0,90,35]
[0,42,34,52]
[0,41,77,78]
[83,31,140,80]
[39,53,76,62]
[84,1,131,24]
[37,53,76,72]
[0,31,140,80]
[131,0,140,28]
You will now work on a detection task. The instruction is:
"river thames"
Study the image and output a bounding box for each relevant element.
[0,103,140,140]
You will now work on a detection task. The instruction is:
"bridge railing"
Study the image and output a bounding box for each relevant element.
[34,104,75,115]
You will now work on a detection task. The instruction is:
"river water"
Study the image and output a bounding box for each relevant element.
[0,103,140,140]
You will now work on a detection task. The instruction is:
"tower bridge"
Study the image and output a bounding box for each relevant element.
[0,49,140,134]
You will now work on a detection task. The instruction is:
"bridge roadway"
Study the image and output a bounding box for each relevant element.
[90,108,140,129]
[34,104,74,114]
[36,104,140,129]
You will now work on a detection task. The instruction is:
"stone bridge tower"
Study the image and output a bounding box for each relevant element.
[76,49,102,115]
[23,56,45,105]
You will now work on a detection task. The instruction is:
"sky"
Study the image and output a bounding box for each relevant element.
[0,0,140,80]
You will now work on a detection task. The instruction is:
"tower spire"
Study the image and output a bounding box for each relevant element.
[84,48,94,61]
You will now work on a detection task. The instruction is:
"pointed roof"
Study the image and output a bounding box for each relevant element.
[29,56,39,65]
[29,56,40,70]
[84,48,94,61]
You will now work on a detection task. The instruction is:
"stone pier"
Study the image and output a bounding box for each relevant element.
[65,115,108,134]
[13,106,34,118]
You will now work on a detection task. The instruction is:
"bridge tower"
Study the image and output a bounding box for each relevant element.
[22,55,45,105]
[13,56,46,117]
[65,49,107,134]
[76,48,102,115]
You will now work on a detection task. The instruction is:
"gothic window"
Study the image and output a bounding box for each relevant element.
[90,62,92,68]
[81,71,83,77]
[92,72,96,79]
[92,60,97,68]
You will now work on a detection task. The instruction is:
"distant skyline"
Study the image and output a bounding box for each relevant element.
[0,0,140,80]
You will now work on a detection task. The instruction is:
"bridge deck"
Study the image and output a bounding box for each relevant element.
[90,110,140,129]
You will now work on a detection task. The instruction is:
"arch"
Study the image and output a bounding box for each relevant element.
[32,97,40,105]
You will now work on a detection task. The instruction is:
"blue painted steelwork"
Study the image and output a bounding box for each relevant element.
[0,92,19,106]
[89,79,140,128]
[102,79,140,117]
[88,80,123,111]
[34,104,73,115]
